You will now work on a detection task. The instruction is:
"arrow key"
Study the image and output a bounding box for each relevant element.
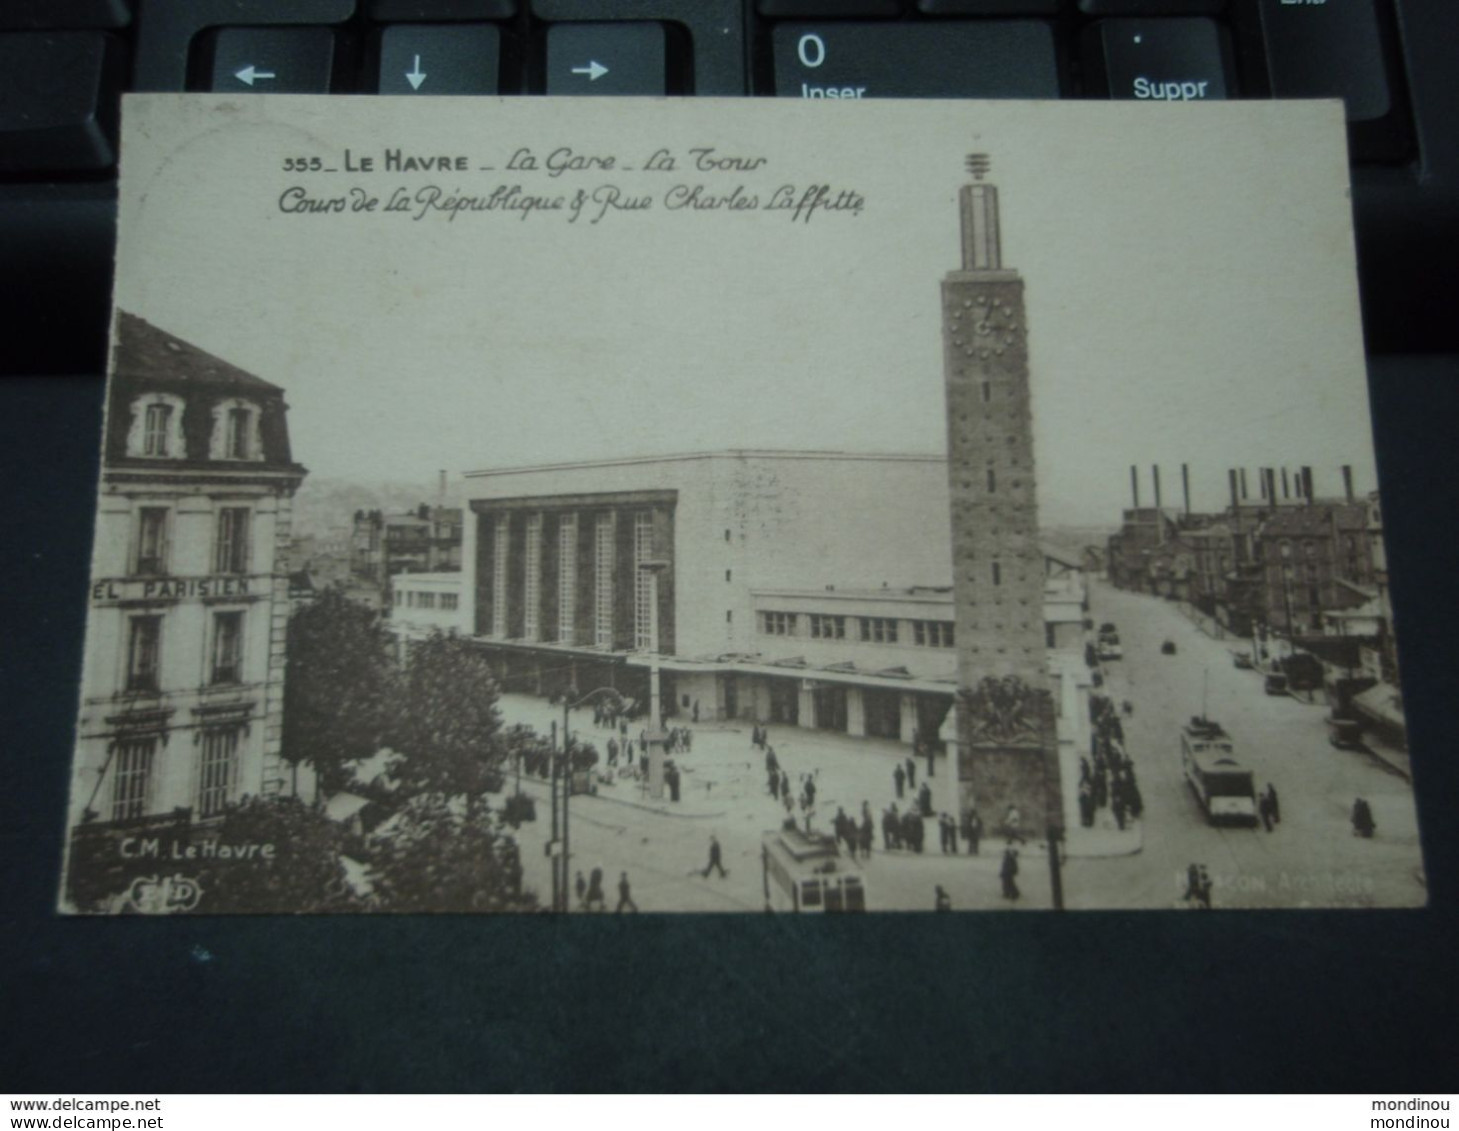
[205,27,335,93]
[546,23,664,95]
[379,24,500,94]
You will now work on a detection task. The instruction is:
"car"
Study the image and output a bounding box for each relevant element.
[1232,651,1254,670]
[1161,640,1177,655]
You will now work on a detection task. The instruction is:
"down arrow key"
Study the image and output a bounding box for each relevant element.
[378,25,500,95]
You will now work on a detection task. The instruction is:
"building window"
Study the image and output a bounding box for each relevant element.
[440,592,458,611]
[127,393,185,459]
[913,620,954,647]
[198,726,241,818]
[492,514,509,637]
[215,507,251,574]
[210,398,262,461]
[595,513,614,648]
[809,614,845,639]
[211,611,244,684]
[418,591,437,610]
[523,513,541,641]
[126,615,162,692]
[859,617,898,644]
[762,611,796,636]
[135,507,169,576]
[226,407,251,459]
[991,561,1002,586]
[558,514,577,644]
[143,403,172,456]
[634,512,655,651]
[987,461,997,493]
[111,736,157,821]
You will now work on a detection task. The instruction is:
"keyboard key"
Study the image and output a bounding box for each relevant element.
[0,1,130,29]
[1078,0,1223,13]
[206,27,335,93]
[773,22,1059,98]
[0,31,123,171]
[758,1,899,15]
[918,1,1058,14]
[546,23,665,95]
[379,24,500,93]
[1254,0,1389,122]
[369,0,515,17]
[1083,18,1231,102]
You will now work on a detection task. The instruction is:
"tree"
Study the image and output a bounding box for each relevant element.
[190,796,364,913]
[281,587,397,799]
[363,795,535,913]
[389,631,505,811]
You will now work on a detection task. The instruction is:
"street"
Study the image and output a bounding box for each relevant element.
[488,579,1426,912]
[1068,580,1426,909]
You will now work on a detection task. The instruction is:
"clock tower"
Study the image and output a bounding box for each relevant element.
[941,155,1062,839]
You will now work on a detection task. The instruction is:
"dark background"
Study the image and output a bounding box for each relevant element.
[2,356,1456,1093]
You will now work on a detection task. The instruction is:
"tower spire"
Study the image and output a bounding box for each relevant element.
[960,153,1002,270]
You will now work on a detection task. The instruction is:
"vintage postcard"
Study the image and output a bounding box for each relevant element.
[60,94,1422,913]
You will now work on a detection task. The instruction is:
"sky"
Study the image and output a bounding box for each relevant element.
[111,95,1380,527]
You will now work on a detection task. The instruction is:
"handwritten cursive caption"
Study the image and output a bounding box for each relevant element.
[272,145,866,225]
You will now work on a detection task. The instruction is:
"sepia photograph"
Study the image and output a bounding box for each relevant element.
[60,93,1424,914]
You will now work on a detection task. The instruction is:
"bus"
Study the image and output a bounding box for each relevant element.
[1180,717,1259,826]
[761,827,866,912]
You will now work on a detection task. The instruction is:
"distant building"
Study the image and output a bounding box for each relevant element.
[351,505,462,585]
[70,312,307,829]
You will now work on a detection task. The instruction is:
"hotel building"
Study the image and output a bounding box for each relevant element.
[69,313,307,830]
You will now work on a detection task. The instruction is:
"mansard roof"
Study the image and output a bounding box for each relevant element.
[111,311,284,394]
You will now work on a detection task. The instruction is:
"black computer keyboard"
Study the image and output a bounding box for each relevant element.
[2,0,1457,374]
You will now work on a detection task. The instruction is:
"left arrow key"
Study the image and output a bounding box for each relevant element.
[205,27,336,93]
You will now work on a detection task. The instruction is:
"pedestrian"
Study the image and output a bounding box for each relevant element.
[585,867,606,912]
[859,814,874,859]
[574,870,586,910]
[906,756,917,791]
[918,780,933,818]
[935,885,952,912]
[966,809,983,856]
[607,737,619,768]
[805,776,816,807]
[903,809,924,854]
[835,807,852,855]
[780,769,790,801]
[1078,781,1095,829]
[1265,783,1281,824]
[882,805,898,851]
[782,789,794,819]
[766,745,779,776]
[615,871,638,913]
[999,848,1020,901]
[1003,803,1025,845]
[769,769,781,800]
[894,763,906,800]
[693,699,700,723]
[684,730,692,754]
[1352,797,1375,838]
[702,834,728,878]
[1258,790,1275,833]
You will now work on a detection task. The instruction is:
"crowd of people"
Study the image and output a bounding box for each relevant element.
[1082,695,1145,832]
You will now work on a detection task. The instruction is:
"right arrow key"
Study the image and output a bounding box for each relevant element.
[546,23,665,96]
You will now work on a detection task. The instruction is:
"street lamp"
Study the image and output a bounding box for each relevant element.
[638,559,671,800]
[556,684,625,912]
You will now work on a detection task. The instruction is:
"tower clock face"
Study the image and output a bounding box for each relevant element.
[947,291,1022,364]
